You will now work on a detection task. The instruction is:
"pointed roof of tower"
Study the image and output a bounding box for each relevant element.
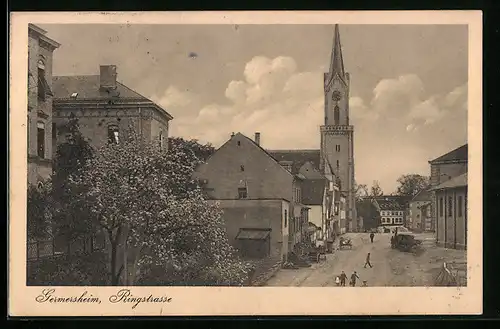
[329,24,345,78]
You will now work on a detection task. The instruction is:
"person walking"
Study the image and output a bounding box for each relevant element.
[370,232,375,243]
[364,252,373,268]
[350,271,360,287]
[339,271,348,286]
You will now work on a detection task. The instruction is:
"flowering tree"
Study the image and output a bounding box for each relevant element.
[168,137,215,163]
[70,130,250,285]
[51,116,97,250]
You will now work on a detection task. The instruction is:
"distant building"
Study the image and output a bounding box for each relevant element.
[27,24,60,186]
[52,65,173,152]
[409,189,432,232]
[428,144,468,237]
[429,172,467,249]
[194,132,311,262]
[372,196,407,228]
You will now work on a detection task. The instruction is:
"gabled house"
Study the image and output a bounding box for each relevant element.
[268,148,343,245]
[194,132,310,262]
[372,196,407,228]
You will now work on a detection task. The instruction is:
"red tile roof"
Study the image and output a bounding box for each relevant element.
[373,195,409,210]
[267,149,321,175]
[53,75,149,100]
[429,144,468,164]
[430,173,467,191]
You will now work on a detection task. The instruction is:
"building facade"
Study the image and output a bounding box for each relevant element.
[194,132,311,261]
[373,196,406,228]
[52,65,173,152]
[428,144,468,234]
[27,24,60,186]
[409,189,432,232]
[431,173,467,250]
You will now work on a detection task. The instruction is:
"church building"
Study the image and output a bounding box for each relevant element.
[269,24,357,232]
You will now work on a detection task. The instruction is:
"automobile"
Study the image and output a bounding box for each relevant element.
[390,232,423,252]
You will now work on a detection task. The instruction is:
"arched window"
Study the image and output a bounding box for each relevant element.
[37,181,44,190]
[108,124,119,144]
[334,105,340,125]
[37,121,45,158]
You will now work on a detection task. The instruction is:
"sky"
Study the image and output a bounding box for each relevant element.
[40,24,468,193]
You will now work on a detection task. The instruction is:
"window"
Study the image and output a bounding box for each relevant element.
[238,187,247,199]
[37,60,52,101]
[240,165,245,172]
[336,144,340,152]
[439,197,444,217]
[237,141,241,146]
[52,123,57,140]
[336,160,339,168]
[458,195,463,217]
[37,122,45,158]
[334,105,340,125]
[448,196,453,217]
[284,210,288,228]
[159,130,163,149]
[108,125,119,144]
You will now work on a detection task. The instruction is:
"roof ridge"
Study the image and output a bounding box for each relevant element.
[233,133,296,179]
[267,149,320,153]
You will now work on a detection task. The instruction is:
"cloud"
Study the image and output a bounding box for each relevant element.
[168,60,467,194]
[170,55,325,148]
[152,85,194,109]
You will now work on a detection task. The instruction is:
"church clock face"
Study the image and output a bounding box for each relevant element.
[332,90,342,102]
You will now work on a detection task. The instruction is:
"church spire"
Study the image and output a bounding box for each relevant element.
[329,24,345,78]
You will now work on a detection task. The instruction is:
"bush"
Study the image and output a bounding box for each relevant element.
[27,252,109,286]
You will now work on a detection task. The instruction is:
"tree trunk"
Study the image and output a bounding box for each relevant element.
[110,238,118,285]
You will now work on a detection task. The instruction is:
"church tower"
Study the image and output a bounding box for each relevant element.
[320,24,357,231]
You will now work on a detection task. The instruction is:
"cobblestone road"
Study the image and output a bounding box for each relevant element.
[265,232,466,287]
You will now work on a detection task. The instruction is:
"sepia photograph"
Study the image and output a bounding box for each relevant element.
[10,11,482,316]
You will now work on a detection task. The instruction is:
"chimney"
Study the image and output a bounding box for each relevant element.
[231,132,235,138]
[254,132,261,145]
[100,65,117,90]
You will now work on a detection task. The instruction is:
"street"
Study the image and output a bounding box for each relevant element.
[265,232,466,287]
